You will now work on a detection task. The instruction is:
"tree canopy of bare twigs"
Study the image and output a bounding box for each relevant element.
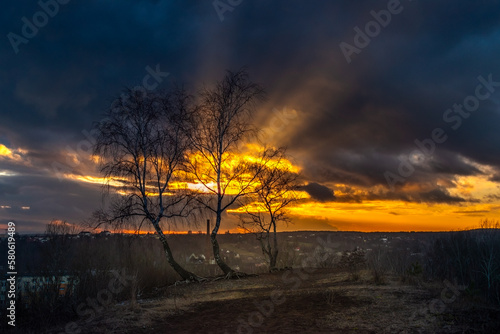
[91,87,201,281]
[239,147,300,271]
[45,219,80,236]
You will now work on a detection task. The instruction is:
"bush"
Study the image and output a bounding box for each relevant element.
[338,247,366,281]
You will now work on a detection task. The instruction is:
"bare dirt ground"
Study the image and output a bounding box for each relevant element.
[48,268,500,334]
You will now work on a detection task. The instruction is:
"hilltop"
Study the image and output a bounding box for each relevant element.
[47,268,500,334]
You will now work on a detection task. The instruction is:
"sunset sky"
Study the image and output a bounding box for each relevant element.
[2,1,500,233]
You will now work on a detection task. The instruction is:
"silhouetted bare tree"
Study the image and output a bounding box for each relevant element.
[187,69,266,276]
[45,219,80,236]
[92,87,201,281]
[239,148,299,271]
[476,219,500,299]
[43,220,78,273]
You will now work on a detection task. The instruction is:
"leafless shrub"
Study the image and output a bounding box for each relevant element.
[338,247,366,281]
[366,247,390,285]
[313,245,338,269]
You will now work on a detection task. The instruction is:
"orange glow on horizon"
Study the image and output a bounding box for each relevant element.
[64,144,500,232]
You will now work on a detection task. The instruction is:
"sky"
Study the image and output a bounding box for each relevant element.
[1,0,500,234]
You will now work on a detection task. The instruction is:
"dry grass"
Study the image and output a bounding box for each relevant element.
[46,268,500,334]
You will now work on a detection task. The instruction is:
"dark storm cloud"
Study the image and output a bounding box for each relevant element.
[300,182,335,202]
[489,173,500,183]
[329,183,469,205]
[258,1,500,195]
[416,188,467,204]
[295,147,482,194]
[484,194,500,203]
[0,173,102,232]
[1,0,500,231]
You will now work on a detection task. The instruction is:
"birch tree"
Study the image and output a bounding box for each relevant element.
[92,87,201,281]
[188,69,266,276]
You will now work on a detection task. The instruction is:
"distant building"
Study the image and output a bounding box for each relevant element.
[0,274,77,308]
[186,253,205,264]
[78,231,92,237]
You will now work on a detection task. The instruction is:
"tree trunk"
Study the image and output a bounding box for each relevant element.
[211,233,234,275]
[270,221,279,271]
[154,224,199,281]
[160,235,197,280]
[269,253,277,271]
[212,212,234,275]
[260,234,274,271]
